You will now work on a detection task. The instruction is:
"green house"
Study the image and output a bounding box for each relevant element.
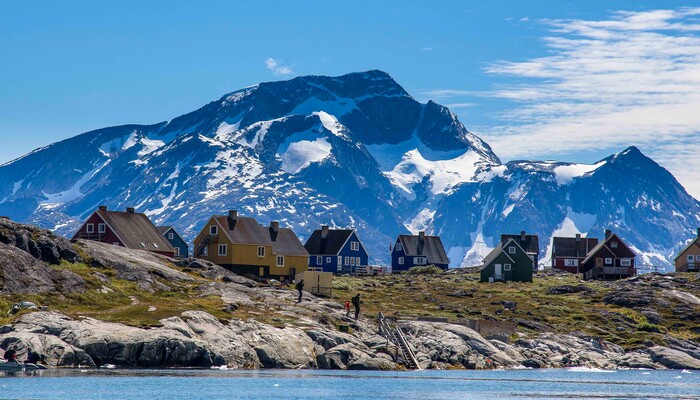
[480,238,534,283]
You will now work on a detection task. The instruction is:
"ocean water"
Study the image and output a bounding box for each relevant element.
[0,368,698,399]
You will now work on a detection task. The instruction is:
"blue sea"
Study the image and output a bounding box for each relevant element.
[0,368,698,399]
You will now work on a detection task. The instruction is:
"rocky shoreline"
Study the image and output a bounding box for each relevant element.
[1,218,699,371]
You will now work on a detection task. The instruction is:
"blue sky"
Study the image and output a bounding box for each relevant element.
[2,1,699,196]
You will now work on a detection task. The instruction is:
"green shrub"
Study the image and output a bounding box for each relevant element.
[407,265,444,275]
[637,321,661,333]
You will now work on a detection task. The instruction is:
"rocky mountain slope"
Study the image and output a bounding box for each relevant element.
[0,71,698,269]
[1,220,699,370]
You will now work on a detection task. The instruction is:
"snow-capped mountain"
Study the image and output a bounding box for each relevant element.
[1,70,698,269]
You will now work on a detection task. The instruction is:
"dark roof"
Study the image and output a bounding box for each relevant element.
[582,233,636,264]
[95,210,175,252]
[214,216,273,245]
[500,233,539,255]
[213,215,307,257]
[304,229,354,255]
[552,236,599,258]
[270,228,309,257]
[481,240,513,268]
[157,226,173,235]
[398,234,449,265]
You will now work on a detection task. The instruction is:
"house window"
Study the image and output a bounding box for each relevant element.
[688,255,695,262]
[98,223,106,233]
[610,241,618,248]
[508,246,516,254]
[209,225,218,235]
[564,259,578,267]
[620,259,631,267]
[350,257,355,266]
[326,257,331,263]
[175,248,180,256]
[201,246,208,256]
[398,257,404,265]
[504,263,512,271]
[356,257,361,265]
[415,257,427,265]
[596,257,603,266]
[396,242,403,251]
[337,256,342,265]
[316,256,323,264]
[257,246,265,257]
[344,256,349,265]
[86,223,94,233]
[168,232,174,240]
[351,241,359,251]
[337,263,342,271]
[604,257,612,265]
[276,255,284,267]
[218,244,227,256]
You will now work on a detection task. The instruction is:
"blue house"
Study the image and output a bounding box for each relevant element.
[304,226,369,274]
[391,231,449,272]
[158,226,189,258]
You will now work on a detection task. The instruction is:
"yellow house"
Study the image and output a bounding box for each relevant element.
[675,228,700,272]
[193,210,309,280]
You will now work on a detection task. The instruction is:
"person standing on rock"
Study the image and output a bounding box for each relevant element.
[351,293,361,319]
[295,279,304,303]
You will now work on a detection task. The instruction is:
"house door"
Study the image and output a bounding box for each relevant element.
[495,264,503,280]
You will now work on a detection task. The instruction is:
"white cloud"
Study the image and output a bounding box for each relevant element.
[265,58,294,76]
[481,7,700,198]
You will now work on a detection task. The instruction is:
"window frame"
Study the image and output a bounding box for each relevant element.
[688,254,695,262]
[86,223,94,233]
[398,256,404,265]
[209,225,218,235]
[610,241,618,248]
[201,246,208,256]
[504,263,512,271]
[351,241,359,251]
[218,244,227,256]
[396,242,403,252]
[564,259,578,267]
[604,257,613,265]
[276,255,284,267]
[168,232,174,240]
[316,256,323,264]
[257,246,265,257]
[620,258,631,267]
[174,247,180,256]
[98,223,106,233]
[508,246,516,254]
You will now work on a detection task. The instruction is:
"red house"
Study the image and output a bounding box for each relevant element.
[551,234,599,273]
[72,206,176,258]
[579,230,636,280]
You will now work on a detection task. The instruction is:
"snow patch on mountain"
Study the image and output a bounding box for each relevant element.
[367,135,489,197]
[553,161,607,185]
[292,97,359,118]
[277,130,332,174]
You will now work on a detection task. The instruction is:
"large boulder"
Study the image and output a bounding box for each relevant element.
[0,243,86,294]
[649,346,700,369]
[0,330,95,367]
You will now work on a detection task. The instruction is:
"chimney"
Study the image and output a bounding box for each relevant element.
[520,230,526,241]
[321,225,329,239]
[126,207,135,214]
[575,233,581,242]
[605,229,612,239]
[98,205,107,211]
[418,231,425,255]
[228,210,238,220]
[270,221,279,232]
[697,228,700,238]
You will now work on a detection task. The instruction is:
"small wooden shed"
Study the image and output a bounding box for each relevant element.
[295,270,333,297]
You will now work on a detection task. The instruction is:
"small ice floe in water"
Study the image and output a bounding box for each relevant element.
[642,372,651,375]
[675,376,682,379]
[681,369,692,374]
[566,367,614,373]
[102,364,116,369]
[211,365,228,370]
[274,384,279,387]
